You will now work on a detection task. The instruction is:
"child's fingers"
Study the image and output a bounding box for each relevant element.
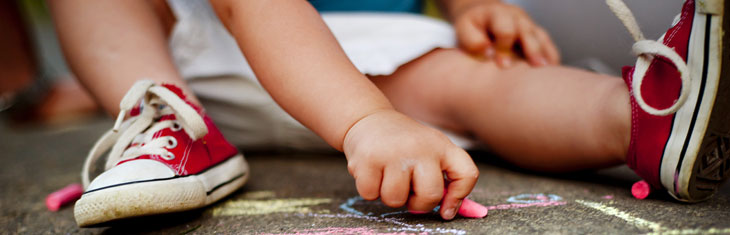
[380,165,412,208]
[490,12,517,50]
[535,27,561,65]
[516,18,546,67]
[407,163,445,213]
[352,164,382,200]
[489,12,518,67]
[454,12,492,54]
[440,147,479,220]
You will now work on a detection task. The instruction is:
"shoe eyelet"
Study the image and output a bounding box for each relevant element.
[162,152,175,160]
[171,122,182,132]
[166,137,178,149]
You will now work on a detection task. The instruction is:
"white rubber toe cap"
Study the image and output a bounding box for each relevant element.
[86,159,176,192]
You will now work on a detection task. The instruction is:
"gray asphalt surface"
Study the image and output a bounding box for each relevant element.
[1,117,729,234]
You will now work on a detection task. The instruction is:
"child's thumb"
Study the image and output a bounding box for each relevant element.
[439,147,479,220]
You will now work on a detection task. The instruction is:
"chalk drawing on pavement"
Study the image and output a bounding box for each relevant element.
[576,199,730,234]
[211,198,332,216]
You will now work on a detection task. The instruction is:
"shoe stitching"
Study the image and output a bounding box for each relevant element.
[179,138,193,175]
[630,70,639,169]
[665,2,689,45]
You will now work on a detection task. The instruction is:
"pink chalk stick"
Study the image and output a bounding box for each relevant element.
[631,180,652,200]
[442,188,488,218]
[458,198,488,218]
[408,197,488,218]
[46,183,83,211]
[409,189,488,218]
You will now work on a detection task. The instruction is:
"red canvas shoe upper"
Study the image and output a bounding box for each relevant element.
[116,112,238,176]
[81,81,238,188]
[621,0,695,188]
[115,85,237,176]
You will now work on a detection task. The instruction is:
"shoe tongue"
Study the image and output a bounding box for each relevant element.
[129,105,142,117]
[161,83,187,100]
[159,114,177,121]
[161,83,203,113]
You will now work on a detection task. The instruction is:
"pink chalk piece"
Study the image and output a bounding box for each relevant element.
[602,195,614,200]
[457,198,488,218]
[631,180,652,200]
[441,188,488,218]
[46,183,83,211]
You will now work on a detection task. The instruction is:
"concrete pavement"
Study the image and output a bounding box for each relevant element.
[2,117,729,234]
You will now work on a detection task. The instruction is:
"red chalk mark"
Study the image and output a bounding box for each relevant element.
[631,180,651,200]
[46,183,83,211]
[458,198,488,218]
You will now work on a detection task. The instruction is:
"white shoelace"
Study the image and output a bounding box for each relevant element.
[81,80,208,188]
[607,0,691,116]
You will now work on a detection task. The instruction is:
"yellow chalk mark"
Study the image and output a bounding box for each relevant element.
[648,228,730,235]
[576,200,730,234]
[240,190,276,199]
[212,198,332,216]
[576,200,662,231]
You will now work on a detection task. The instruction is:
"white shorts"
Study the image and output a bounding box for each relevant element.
[168,1,474,150]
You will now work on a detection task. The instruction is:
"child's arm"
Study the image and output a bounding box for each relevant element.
[437,0,561,67]
[209,0,478,219]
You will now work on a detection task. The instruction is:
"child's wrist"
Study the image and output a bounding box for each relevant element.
[342,109,401,153]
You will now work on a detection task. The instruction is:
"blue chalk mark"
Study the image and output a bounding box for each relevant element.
[341,195,446,218]
[340,196,365,215]
[380,205,440,217]
[380,211,408,218]
[506,193,562,204]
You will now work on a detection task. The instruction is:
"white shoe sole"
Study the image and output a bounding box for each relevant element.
[74,153,249,227]
[660,0,730,202]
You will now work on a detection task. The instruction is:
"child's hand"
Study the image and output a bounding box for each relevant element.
[449,0,560,67]
[343,110,479,220]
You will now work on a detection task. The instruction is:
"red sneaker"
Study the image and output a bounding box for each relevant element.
[609,0,729,202]
[74,81,249,226]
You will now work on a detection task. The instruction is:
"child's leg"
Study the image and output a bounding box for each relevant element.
[372,48,630,172]
[49,0,194,115]
[50,1,250,227]
[377,0,729,202]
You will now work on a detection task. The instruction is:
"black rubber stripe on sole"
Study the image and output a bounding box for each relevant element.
[206,172,245,196]
[84,154,243,194]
